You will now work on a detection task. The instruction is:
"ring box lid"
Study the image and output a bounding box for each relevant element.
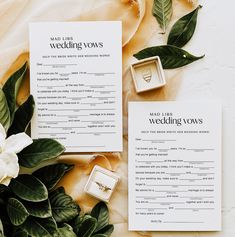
[84,165,120,203]
[130,56,166,93]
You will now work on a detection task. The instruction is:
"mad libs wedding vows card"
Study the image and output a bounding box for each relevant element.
[128,101,221,231]
[30,22,122,152]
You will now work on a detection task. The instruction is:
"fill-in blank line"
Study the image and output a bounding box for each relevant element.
[43,63,77,66]
[184,161,215,163]
[187,149,215,151]
[66,97,86,99]
[49,109,115,111]
[50,127,86,129]
[146,185,214,187]
[92,97,115,99]
[163,221,204,223]
[179,179,203,181]
[149,202,184,204]
[38,121,67,123]
[95,91,116,93]
[86,73,115,75]
[57,114,90,117]
[67,146,105,148]
[191,173,215,175]
[137,161,164,163]
[37,85,65,88]
[81,103,103,105]
[166,173,185,175]
[77,132,116,134]
[136,196,166,199]
[180,196,214,199]
[175,208,215,210]
[39,132,70,135]
[81,120,115,122]
[136,208,167,210]
[155,191,187,193]
[142,139,176,142]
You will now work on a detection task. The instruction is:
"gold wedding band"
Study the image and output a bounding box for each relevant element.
[142,68,152,83]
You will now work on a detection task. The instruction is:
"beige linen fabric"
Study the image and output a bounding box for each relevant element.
[0,0,196,236]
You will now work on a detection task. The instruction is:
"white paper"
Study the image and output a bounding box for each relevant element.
[128,101,221,231]
[29,22,122,152]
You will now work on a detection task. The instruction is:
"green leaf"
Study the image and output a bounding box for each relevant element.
[0,184,11,198]
[134,45,204,69]
[95,225,114,237]
[12,230,28,237]
[70,215,88,235]
[33,163,74,190]
[49,187,79,223]
[0,89,11,131]
[18,139,65,168]
[92,235,107,237]
[20,217,57,237]
[8,95,35,136]
[23,199,52,218]
[75,215,97,237]
[57,224,77,237]
[9,175,48,202]
[0,219,4,237]
[91,202,109,232]
[2,62,27,125]
[167,5,202,47]
[152,0,172,33]
[7,198,29,226]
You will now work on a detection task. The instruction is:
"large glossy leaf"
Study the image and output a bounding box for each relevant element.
[168,5,202,47]
[70,215,88,235]
[91,202,109,232]
[0,89,11,131]
[12,230,28,237]
[92,235,107,237]
[57,224,77,237]
[134,45,204,69]
[8,95,35,136]
[0,184,11,198]
[0,219,3,237]
[49,187,79,223]
[23,199,52,218]
[18,139,65,168]
[9,175,48,202]
[7,198,29,226]
[95,225,114,237]
[152,0,172,33]
[2,62,27,125]
[75,215,97,237]
[33,163,74,190]
[20,217,57,237]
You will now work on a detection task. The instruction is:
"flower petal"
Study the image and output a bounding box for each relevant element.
[0,159,7,182]
[0,123,6,151]
[4,133,33,154]
[0,152,19,178]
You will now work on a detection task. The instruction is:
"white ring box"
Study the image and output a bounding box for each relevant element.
[130,56,166,93]
[84,165,120,203]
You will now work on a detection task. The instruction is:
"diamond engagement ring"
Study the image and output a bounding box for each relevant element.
[95,181,111,192]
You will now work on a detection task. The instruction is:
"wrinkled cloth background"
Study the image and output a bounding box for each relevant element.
[1,0,235,236]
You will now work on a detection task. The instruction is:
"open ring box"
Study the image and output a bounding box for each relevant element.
[130,56,166,93]
[84,165,120,203]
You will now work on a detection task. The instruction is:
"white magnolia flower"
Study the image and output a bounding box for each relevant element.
[0,124,33,186]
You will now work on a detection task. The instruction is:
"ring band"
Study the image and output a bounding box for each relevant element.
[95,181,111,192]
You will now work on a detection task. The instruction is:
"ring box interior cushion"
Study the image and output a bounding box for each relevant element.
[84,165,120,202]
[130,56,166,93]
